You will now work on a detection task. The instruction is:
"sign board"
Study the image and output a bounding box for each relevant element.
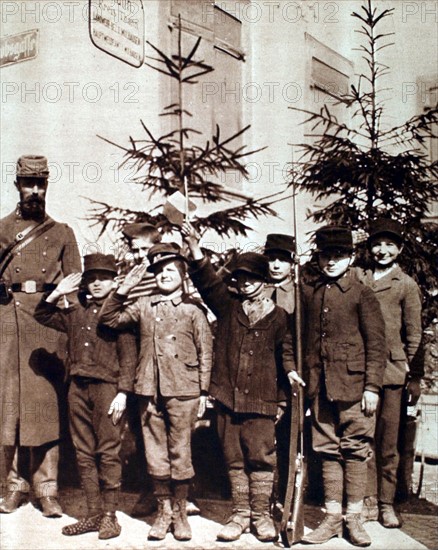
[89,0,145,68]
[0,29,38,68]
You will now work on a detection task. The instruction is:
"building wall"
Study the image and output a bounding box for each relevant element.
[1,1,437,257]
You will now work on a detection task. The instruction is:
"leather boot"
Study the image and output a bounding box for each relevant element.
[302,513,343,544]
[98,511,121,539]
[361,495,378,523]
[379,503,402,528]
[172,499,191,541]
[0,491,27,514]
[345,513,371,547]
[39,496,63,517]
[217,469,250,542]
[148,498,173,540]
[249,471,277,542]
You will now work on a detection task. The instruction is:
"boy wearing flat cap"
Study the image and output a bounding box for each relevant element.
[34,254,137,540]
[99,243,213,542]
[300,226,386,547]
[263,234,296,508]
[264,233,296,315]
[181,222,303,544]
[358,218,423,528]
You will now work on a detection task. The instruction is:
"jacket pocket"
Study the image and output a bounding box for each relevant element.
[390,349,406,362]
[178,341,199,367]
[335,343,365,373]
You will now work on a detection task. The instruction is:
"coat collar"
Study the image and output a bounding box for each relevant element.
[272,276,294,292]
[365,264,403,291]
[314,269,353,293]
[151,291,183,307]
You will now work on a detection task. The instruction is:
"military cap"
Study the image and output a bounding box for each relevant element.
[315,226,353,252]
[264,233,295,257]
[230,252,270,281]
[122,222,158,239]
[147,242,187,273]
[16,155,49,178]
[83,253,117,276]
[368,218,404,246]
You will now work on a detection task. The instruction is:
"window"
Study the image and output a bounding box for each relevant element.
[305,33,353,140]
[168,1,246,192]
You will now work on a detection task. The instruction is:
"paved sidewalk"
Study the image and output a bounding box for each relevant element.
[0,492,433,550]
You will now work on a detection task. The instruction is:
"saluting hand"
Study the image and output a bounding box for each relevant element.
[45,273,82,303]
[361,390,379,417]
[118,263,148,294]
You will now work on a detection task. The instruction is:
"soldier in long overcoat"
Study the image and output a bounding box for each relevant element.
[0,155,81,516]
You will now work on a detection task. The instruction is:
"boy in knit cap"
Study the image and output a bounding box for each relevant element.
[300,226,386,547]
[99,243,213,542]
[34,254,137,539]
[358,218,423,528]
[182,222,303,543]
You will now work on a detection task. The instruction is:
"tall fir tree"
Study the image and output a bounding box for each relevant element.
[289,0,437,321]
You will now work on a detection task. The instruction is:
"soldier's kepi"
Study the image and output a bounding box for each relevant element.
[0,155,81,518]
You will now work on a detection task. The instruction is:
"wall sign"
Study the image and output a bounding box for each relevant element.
[0,29,38,68]
[89,0,145,68]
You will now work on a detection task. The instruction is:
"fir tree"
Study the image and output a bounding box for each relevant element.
[87,17,280,245]
[290,0,438,321]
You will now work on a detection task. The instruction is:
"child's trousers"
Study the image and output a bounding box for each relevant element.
[139,395,199,480]
[68,378,123,512]
[216,404,276,472]
[311,392,375,462]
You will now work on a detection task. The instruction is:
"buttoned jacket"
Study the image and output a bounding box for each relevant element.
[301,269,386,402]
[0,209,81,446]
[189,257,296,416]
[34,296,137,392]
[99,292,212,398]
[356,266,422,385]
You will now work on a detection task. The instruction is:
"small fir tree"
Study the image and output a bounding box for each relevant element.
[87,17,281,246]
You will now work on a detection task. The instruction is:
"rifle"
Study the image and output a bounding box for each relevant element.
[280,180,307,547]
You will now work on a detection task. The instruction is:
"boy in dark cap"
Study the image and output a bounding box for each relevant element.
[264,233,296,315]
[358,218,423,528]
[181,222,303,543]
[99,243,213,542]
[263,234,296,509]
[300,226,386,547]
[34,254,137,539]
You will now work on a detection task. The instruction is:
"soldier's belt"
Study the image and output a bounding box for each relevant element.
[9,281,56,294]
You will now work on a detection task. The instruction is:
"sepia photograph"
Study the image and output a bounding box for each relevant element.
[1,1,437,548]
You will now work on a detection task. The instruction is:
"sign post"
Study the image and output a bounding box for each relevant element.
[89,0,145,68]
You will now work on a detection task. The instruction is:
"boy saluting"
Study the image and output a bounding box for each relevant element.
[34,254,137,540]
[98,242,212,542]
[181,222,304,543]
